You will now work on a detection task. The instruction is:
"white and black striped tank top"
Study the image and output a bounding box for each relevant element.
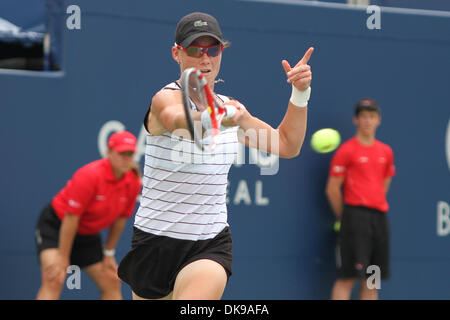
[134,82,239,241]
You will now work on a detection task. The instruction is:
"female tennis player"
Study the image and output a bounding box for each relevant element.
[118,12,313,300]
[35,131,141,299]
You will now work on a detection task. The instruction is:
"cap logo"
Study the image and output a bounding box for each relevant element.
[193,20,208,27]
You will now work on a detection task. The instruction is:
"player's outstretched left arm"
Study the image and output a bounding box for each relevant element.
[223,47,314,158]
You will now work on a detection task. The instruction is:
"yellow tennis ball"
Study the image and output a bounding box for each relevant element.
[311,128,341,153]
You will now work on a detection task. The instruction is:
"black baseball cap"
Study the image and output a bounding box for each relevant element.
[354,98,381,116]
[175,12,225,48]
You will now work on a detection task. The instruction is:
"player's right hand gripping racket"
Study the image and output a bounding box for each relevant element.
[180,67,236,151]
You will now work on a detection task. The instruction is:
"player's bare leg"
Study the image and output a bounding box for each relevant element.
[359,281,378,300]
[172,259,227,300]
[331,278,356,300]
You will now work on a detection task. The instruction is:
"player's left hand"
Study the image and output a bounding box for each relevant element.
[221,99,248,127]
[282,47,314,92]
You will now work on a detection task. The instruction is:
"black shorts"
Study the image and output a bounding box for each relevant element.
[118,226,233,299]
[35,203,103,269]
[336,205,390,280]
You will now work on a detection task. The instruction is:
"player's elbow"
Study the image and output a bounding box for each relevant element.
[280,148,301,159]
[279,131,305,159]
[278,139,303,159]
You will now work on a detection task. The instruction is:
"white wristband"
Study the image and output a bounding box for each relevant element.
[103,248,115,257]
[201,108,234,132]
[290,86,311,107]
[224,105,237,118]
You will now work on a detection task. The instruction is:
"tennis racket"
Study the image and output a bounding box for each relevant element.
[180,67,236,151]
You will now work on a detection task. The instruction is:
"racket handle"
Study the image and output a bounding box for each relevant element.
[224,105,237,118]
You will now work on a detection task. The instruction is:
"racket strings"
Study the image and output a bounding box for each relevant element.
[182,67,229,151]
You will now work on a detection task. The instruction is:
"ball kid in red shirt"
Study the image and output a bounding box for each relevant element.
[35,131,141,300]
[326,98,395,300]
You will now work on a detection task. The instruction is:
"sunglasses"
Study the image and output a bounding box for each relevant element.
[176,43,224,58]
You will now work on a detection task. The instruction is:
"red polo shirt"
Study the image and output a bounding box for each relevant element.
[329,137,395,212]
[52,158,141,235]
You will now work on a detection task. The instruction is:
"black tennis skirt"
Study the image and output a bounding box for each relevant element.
[118,226,233,299]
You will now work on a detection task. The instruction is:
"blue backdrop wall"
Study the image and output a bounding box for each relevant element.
[1,0,449,299]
